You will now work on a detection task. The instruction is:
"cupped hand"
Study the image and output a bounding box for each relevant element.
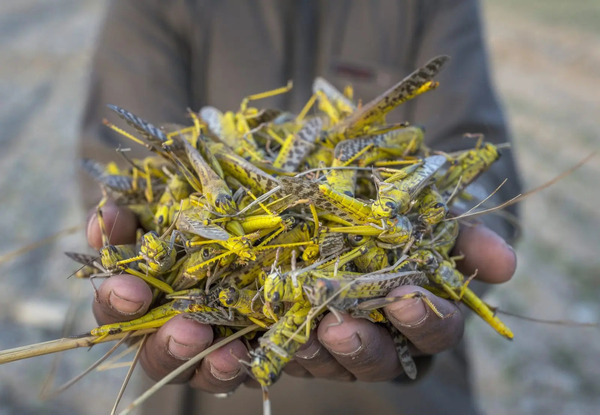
[87,202,516,389]
[288,221,516,382]
[87,202,249,394]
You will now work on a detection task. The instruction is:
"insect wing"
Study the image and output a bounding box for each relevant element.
[199,106,223,139]
[318,232,347,258]
[183,306,254,327]
[177,210,231,241]
[280,177,363,225]
[275,117,323,172]
[406,154,447,198]
[64,251,98,266]
[335,55,450,136]
[347,270,428,299]
[108,105,172,149]
[312,77,356,113]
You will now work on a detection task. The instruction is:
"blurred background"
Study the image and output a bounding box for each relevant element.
[0,1,598,414]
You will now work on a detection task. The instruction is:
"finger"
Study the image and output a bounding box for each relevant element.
[384,286,464,355]
[92,274,153,325]
[317,313,403,382]
[86,201,138,249]
[293,331,355,381]
[452,222,516,284]
[140,315,214,383]
[282,360,313,378]
[189,337,249,394]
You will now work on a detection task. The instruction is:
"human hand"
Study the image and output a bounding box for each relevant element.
[87,203,516,390]
[87,202,249,393]
[286,221,516,382]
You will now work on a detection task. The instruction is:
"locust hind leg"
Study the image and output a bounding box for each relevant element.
[356,291,447,320]
[385,322,417,380]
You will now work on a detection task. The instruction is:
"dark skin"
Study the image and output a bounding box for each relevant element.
[87,202,516,393]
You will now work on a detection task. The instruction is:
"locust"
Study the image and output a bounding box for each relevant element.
[249,300,315,387]
[408,249,514,339]
[299,266,431,380]
[371,155,447,219]
[435,136,500,196]
[4,56,593,415]
[323,55,449,145]
[200,82,293,161]
[326,125,425,197]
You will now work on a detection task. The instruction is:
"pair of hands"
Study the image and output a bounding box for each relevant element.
[87,202,516,393]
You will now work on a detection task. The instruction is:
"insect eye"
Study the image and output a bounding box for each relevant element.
[385,201,395,209]
[347,234,363,245]
[157,216,164,225]
[202,249,210,259]
[434,203,445,209]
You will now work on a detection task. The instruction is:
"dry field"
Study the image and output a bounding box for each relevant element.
[0,1,598,414]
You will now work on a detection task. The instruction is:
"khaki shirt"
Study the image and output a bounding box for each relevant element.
[80,1,521,413]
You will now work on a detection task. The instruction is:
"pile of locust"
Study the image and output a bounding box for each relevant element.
[76,55,512,387]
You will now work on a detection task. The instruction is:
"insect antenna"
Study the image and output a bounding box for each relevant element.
[493,309,599,328]
[449,152,596,221]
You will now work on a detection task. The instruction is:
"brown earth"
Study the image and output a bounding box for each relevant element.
[0,1,598,414]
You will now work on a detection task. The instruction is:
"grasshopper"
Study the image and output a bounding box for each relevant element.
[90,287,251,341]
[280,176,374,226]
[249,300,315,387]
[218,287,274,328]
[312,76,356,125]
[181,138,238,216]
[301,267,430,380]
[221,221,312,288]
[409,249,514,340]
[326,126,425,197]
[273,117,323,172]
[435,137,500,196]
[200,82,293,161]
[107,105,188,162]
[81,158,150,205]
[371,155,447,219]
[412,186,449,228]
[323,55,449,146]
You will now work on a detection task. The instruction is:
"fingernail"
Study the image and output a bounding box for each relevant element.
[167,336,195,361]
[213,391,234,399]
[323,333,362,356]
[86,213,97,241]
[107,290,145,315]
[209,363,241,381]
[295,340,322,360]
[506,242,517,263]
[388,296,428,328]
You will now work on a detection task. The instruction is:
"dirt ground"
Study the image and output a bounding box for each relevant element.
[0,1,598,414]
